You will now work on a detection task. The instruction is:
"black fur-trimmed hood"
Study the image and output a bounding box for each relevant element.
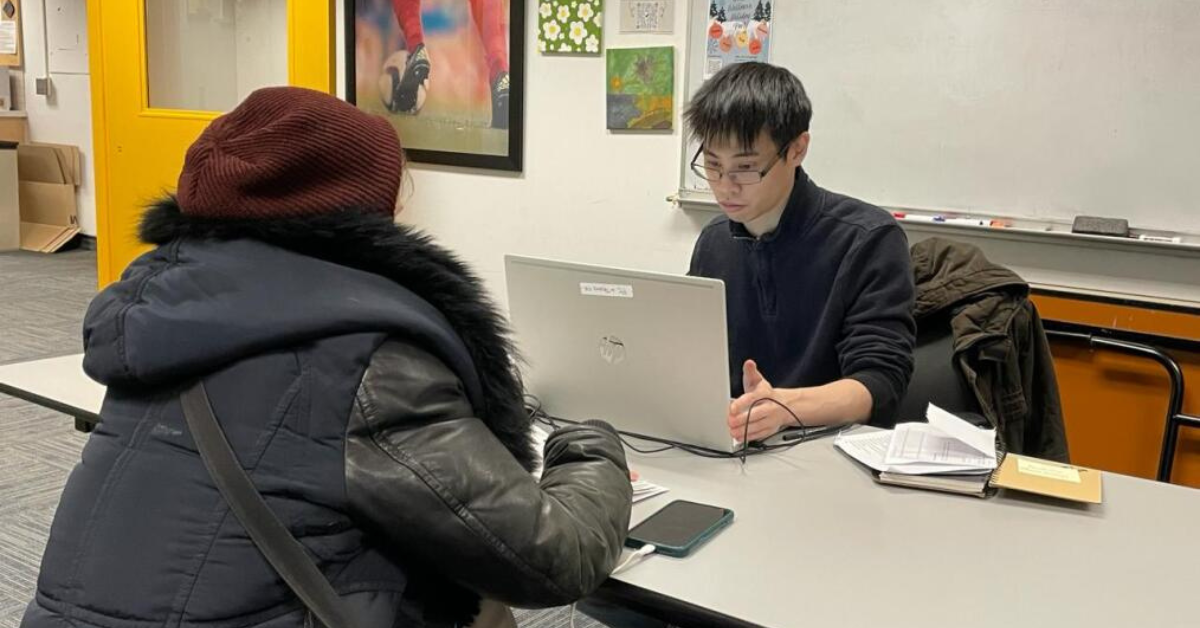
[84,198,534,469]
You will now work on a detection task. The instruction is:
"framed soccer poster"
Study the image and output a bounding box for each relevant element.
[346,0,525,171]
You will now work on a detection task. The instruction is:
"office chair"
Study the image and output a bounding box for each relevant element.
[896,310,984,426]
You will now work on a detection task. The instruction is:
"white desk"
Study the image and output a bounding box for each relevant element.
[606,434,1200,627]
[0,353,104,430]
[4,354,1199,626]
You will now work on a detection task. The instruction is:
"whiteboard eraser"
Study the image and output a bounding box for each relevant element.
[1071,216,1129,237]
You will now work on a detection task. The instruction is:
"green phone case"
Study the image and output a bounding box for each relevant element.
[625,501,735,558]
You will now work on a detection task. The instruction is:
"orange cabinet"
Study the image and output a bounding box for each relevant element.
[1035,293,1200,488]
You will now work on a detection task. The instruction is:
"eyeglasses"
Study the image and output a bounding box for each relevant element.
[690,143,790,185]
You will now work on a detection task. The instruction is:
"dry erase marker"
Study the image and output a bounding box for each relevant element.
[945,218,989,227]
[1137,234,1182,244]
[898,214,944,223]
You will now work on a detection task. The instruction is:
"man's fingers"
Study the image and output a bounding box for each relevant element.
[742,359,764,392]
[728,393,757,422]
[730,392,780,420]
[728,406,766,428]
[728,407,776,435]
[747,426,776,442]
[731,422,779,443]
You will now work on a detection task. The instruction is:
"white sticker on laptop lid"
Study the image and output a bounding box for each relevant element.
[581,282,634,298]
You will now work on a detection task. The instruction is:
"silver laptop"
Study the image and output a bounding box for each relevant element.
[505,255,735,453]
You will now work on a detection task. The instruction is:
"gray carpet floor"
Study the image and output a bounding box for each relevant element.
[0,250,94,628]
[0,249,603,628]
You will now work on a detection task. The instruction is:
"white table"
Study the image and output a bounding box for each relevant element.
[605,433,1200,627]
[4,354,1200,627]
[0,353,103,431]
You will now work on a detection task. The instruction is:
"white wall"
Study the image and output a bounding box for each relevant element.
[336,1,712,309]
[20,0,96,236]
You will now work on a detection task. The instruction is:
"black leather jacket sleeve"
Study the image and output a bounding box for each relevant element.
[344,339,633,608]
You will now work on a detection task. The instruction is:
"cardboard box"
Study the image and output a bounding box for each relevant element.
[0,141,17,251]
[16,141,79,252]
[0,112,24,142]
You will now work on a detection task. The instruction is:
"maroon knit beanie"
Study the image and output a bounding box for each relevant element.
[176,86,403,219]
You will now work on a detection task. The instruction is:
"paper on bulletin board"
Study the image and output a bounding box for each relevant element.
[620,0,674,33]
[0,21,16,55]
[0,0,19,67]
[704,0,771,78]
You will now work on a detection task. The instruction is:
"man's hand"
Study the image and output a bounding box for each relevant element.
[727,360,801,442]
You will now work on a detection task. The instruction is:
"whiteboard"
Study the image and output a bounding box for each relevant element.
[681,0,1200,235]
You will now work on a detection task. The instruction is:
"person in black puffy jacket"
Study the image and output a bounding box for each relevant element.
[22,87,632,628]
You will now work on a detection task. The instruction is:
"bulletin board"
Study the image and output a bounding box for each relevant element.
[0,0,20,67]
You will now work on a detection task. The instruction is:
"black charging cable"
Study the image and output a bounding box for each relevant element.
[738,396,807,463]
[525,394,835,460]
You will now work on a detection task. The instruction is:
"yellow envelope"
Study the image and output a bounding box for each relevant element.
[991,454,1102,504]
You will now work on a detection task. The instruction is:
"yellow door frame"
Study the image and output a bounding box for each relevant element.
[87,0,335,287]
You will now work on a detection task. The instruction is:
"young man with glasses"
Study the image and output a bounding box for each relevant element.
[686,62,916,441]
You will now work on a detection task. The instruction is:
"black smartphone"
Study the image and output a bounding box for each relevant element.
[625,500,734,557]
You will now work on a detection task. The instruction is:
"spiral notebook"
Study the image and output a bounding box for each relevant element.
[875,469,992,497]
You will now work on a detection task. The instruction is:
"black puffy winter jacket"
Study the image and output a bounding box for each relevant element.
[22,201,633,628]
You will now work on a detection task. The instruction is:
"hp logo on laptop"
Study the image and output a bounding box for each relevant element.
[598,335,627,365]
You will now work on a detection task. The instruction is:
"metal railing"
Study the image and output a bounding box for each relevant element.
[1046,328,1200,483]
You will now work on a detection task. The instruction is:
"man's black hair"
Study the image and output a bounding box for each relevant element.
[684,62,812,151]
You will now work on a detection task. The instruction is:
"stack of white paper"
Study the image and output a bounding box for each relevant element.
[835,404,997,475]
[631,478,669,503]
